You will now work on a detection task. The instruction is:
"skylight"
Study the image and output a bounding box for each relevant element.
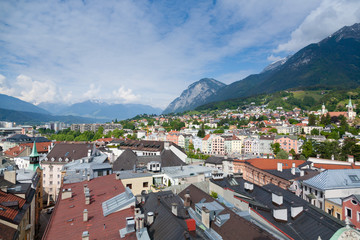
[349,175,360,183]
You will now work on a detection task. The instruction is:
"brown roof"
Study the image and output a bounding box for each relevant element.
[328,112,347,117]
[178,185,275,240]
[4,142,55,157]
[43,174,136,240]
[0,190,26,222]
[44,143,93,163]
[244,158,305,170]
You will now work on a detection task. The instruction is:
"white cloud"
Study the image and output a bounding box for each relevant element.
[0,0,355,107]
[275,0,360,53]
[112,87,140,103]
[267,55,283,63]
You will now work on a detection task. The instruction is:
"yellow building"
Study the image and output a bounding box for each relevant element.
[116,171,153,195]
[325,198,342,220]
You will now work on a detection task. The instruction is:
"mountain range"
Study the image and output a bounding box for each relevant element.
[164,23,360,113]
[0,94,162,124]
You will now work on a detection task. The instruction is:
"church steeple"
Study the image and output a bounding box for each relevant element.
[28,141,40,171]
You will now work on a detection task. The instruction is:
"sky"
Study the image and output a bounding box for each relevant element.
[1,0,360,109]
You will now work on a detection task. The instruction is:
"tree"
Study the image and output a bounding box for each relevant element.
[210,191,218,199]
[271,143,281,155]
[308,114,316,126]
[302,140,314,158]
[310,128,319,135]
[269,128,278,134]
[277,149,289,159]
[197,124,205,138]
[289,149,296,156]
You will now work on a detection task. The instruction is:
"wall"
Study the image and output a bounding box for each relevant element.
[120,176,153,195]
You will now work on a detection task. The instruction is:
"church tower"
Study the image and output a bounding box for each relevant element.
[28,141,41,171]
[346,97,356,121]
[321,103,327,115]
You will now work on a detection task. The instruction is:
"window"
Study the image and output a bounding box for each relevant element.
[358,212,360,222]
[346,208,352,218]
[315,190,318,196]
[50,181,53,185]
[126,184,132,189]
[43,174,46,177]
[98,171,103,177]
[349,175,360,183]
[50,174,53,178]
[320,192,323,198]
[327,209,332,214]
[304,186,307,191]
[336,212,341,219]
[143,182,148,188]
[57,174,60,178]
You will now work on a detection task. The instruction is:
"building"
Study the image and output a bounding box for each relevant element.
[259,135,275,156]
[42,174,136,240]
[209,177,345,240]
[274,135,299,154]
[302,169,360,211]
[342,195,360,229]
[178,184,275,240]
[211,135,224,155]
[115,171,153,195]
[233,158,306,190]
[41,143,96,204]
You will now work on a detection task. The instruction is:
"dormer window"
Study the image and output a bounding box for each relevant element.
[352,199,358,205]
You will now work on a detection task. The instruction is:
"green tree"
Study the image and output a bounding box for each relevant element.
[308,114,316,126]
[197,124,205,138]
[310,128,320,135]
[271,143,281,155]
[302,140,314,158]
[277,149,289,159]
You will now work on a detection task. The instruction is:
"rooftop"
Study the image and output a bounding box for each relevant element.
[43,174,136,240]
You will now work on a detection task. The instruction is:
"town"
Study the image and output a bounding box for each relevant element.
[1,98,360,239]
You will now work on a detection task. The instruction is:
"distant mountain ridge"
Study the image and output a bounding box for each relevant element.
[40,100,163,120]
[164,23,360,113]
[0,93,50,115]
[163,78,226,113]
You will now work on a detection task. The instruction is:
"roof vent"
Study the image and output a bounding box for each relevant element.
[147,212,154,225]
[172,203,178,216]
[83,209,88,222]
[272,192,283,206]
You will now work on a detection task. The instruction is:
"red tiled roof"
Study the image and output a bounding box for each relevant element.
[245,158,306,170]
[4,142,55,157]
[203,134,211,140]
[328,112,347,117]
[0,190,26,221]
[43,174,136,240]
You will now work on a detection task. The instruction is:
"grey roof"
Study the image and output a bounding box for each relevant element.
[205,156,223,165]
[45,143,93,163]
[303,169,360,190]
[113,149,185,171]
[141,191,204,240]
[211,177,344,240]
[161,165,213,179]
[114,170,152,180]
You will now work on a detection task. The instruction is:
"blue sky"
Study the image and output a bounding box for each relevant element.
[1,0,360,109]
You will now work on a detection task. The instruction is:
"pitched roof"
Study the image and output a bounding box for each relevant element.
[211,178,344,240]
[112,149,138,171]
[245,158,305,170]
[178,184,275,240]
[303,169,360,190]
[0,190,26,222]
[141,191,203,240]
[44,143,93,163]
[43,174,136,240]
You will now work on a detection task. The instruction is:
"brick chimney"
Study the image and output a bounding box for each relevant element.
[201,207,210,229]
[82,231,89,240]
[83,209,88,222]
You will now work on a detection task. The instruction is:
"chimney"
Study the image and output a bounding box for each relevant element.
[83,209,88,222]
[316,154,320,159]
[201,207,210,229]
[147,212,154,225]
[291,205,303,219]
[277,162,283,172]
[184,193,191,207]
[62,188,72,200]
[87,173,91,182]
[348,155,354,163]
[331,154,335,160]
[292,163,295,168]
[164,141,170,150]
[273,208,287,222]
[135,214,145,231]
[87,149,91,157]
[4,171,16,184]
[85,190,90,205]
[291,167,296,175]
[172,203,178,216]
[272,192,283,206]
[116,173,121,180]
[82,231,89,240]
[288,154,293,160]
[135,208,141,216]
[300,170,304,177]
